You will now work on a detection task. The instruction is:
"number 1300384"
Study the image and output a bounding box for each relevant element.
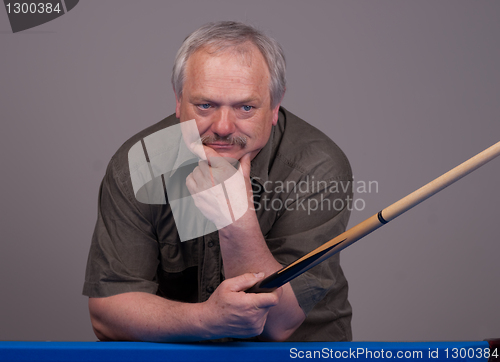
[5,2,62,14]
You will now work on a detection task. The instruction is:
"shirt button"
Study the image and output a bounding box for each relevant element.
[208,241,214,247]
[206,286,214,293]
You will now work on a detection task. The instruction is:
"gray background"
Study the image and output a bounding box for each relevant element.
[1,0,499,342]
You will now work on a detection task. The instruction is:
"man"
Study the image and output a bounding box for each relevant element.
[83,21,353,342]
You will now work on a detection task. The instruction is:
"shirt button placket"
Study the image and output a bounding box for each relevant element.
[202,234,220,300]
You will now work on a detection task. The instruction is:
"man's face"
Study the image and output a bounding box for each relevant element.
[175,44,280,161]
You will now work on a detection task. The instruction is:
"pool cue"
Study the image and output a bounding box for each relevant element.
[247,141,500,293]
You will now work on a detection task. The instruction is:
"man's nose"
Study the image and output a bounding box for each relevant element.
[211,108,236,137]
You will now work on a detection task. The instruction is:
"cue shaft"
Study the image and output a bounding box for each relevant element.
[247,140,500,293]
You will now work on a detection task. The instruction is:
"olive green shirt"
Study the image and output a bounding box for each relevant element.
[83,107,353,341]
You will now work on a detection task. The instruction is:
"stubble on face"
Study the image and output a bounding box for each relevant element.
[176,42,279,161]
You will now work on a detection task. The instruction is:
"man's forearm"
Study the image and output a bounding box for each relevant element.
[89,292,209,342]
[218,211,306,341]
[89,273,281,342]
[185,149,305,341]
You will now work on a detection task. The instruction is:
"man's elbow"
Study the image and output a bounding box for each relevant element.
[90,314,114,341]
[258,327,297,342]
[91,323,110,341]
[269,329,296,342]
[88,297,118,341]
[259,316,305,342]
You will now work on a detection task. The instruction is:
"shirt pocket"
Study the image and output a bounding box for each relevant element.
[158,238,199,273]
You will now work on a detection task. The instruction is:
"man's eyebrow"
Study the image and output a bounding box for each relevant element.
[189,96,213,103]
[235,97,259,105]
[189,96,260,105]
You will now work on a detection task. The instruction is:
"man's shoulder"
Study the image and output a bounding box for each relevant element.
[277,108,352,181]
[110,113,179,178]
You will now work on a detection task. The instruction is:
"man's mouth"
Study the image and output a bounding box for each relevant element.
[207,143,234,149]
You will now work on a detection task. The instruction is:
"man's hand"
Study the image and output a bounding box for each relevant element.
[181,128,304,341]
[201,272,282,339]
[88,273,283,342]
[186,146,251,228]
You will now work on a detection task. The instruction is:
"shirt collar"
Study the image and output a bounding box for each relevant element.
[249,107,284,186]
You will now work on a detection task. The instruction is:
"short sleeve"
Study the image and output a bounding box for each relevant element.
[83,156,161,297]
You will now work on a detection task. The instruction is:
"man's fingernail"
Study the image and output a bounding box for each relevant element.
[253,272,264,278]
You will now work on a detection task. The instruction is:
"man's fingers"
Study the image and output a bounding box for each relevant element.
[202,146,221,166]
[185,173,196,192]
[227,272,266,292]
[202,145,239,169]
[239,152,252,179]
[179,119,207,160]
[197,160,214,184]
[222,273,280,311]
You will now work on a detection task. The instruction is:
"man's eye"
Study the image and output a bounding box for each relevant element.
[198,104,211,110]
[242,105,253,112]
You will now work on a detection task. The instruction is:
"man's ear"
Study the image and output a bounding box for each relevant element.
[272,105,280,126]
[174,88,182,119]
[272,89,285,126]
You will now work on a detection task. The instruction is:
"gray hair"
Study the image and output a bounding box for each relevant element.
[171,21,286,109]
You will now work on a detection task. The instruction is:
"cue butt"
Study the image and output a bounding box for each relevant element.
[247,141,500,294]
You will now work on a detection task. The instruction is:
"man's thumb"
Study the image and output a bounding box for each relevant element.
[239,153,252,179]
[229,272,265,292]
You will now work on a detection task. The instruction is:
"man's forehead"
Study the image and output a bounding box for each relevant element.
[203,42,257,62]
[186,43,268,76]
[182,44,271,102]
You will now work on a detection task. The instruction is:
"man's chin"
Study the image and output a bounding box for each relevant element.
[214,152,241,163]
[206,146,242,161]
